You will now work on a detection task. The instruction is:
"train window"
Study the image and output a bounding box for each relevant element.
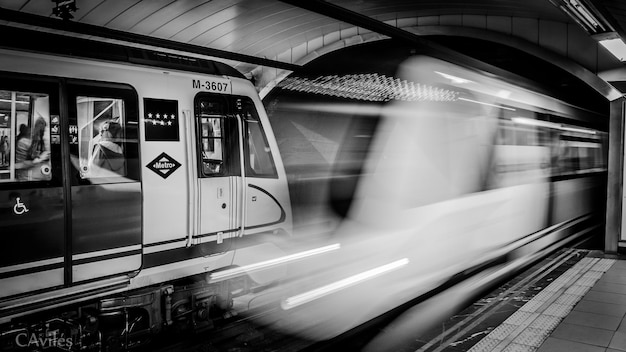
[239,98,277,178]
[200,116,224,175]
[196,97,227,176]
[0,90,52,182]
[76,97,127,178]
[554,133,605,175]
[496,123,516,145]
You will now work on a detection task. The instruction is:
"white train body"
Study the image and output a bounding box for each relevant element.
[0,38,292,349]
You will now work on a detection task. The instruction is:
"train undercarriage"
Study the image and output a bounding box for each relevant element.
[0,274,251,351]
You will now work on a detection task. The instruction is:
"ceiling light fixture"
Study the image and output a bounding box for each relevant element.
[594,32,626,62]
[552,0,611,34]
[551,0,626,62]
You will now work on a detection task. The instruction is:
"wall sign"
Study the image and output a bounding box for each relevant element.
[144,98,179,141]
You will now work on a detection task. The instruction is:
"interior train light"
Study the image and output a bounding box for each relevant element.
[560,126,597,135]
[512,117,561,129]
[457,97,516,111]
[512,117,597,135]
[208,243,341,282]
[281,258,410,310]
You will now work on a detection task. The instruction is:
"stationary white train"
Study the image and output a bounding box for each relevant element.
[0,28,292,350]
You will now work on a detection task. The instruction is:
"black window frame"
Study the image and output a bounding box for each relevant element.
[194,93,240,178]
[66,79,140,185]
[0,71,62,189]
[238,97,278,179]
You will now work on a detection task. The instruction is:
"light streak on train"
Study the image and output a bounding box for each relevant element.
[281,258,410,310]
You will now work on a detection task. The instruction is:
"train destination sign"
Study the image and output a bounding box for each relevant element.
[146,152,181,179]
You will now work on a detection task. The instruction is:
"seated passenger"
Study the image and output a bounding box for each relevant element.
[88,120,125,177]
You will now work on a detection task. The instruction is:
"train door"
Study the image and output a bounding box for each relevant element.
[237,98,285,230]
[66,81,142,283]
[191,93,286,245]
[194,94,242,240]
[0,77,64,298]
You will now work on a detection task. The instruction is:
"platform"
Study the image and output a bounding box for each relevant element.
[406,249,626,352]
[467,255,625,351]
[452,251,626,352]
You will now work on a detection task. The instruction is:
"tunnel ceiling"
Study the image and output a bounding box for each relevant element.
[0,0,624,98]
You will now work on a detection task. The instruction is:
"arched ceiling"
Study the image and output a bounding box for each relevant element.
[0,1,577,60]
[0,0,625,97]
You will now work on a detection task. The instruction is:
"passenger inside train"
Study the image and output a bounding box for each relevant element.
[0,90,51,183]
[87,120,125,177]
[78,97,128,179]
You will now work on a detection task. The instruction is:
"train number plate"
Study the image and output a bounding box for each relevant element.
[192,78,231,93]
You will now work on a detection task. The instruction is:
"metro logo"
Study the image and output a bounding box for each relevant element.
[154,161,176,168]
[146,152,181,179]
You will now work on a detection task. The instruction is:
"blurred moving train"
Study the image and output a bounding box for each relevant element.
[0,26,608,351]
[255,42,608,349]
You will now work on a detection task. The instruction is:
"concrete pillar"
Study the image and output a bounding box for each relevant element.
[606,97,625,253]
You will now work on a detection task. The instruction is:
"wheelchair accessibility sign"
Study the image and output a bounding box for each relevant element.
[146,152,181,179]
[13,197,29,215]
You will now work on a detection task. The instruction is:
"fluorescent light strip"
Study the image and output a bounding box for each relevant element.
[209,243,341,281]
[569,0,601,29]
[565,141,600,148]
[560,126,597,135]
[281,258,410,310]
[458,97,516,111]
[512,117,597,135]
[512,117,561,129]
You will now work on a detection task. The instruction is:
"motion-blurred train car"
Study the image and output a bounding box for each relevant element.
[0,27,292,350]
[256,47,607,349]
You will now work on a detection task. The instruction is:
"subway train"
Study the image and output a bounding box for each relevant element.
[0,27,608,351]
[252,42,609,350]
[0,28,294,350]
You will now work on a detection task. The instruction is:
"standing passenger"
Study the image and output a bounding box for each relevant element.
[0,136,8,166]
[15,120,49,181]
